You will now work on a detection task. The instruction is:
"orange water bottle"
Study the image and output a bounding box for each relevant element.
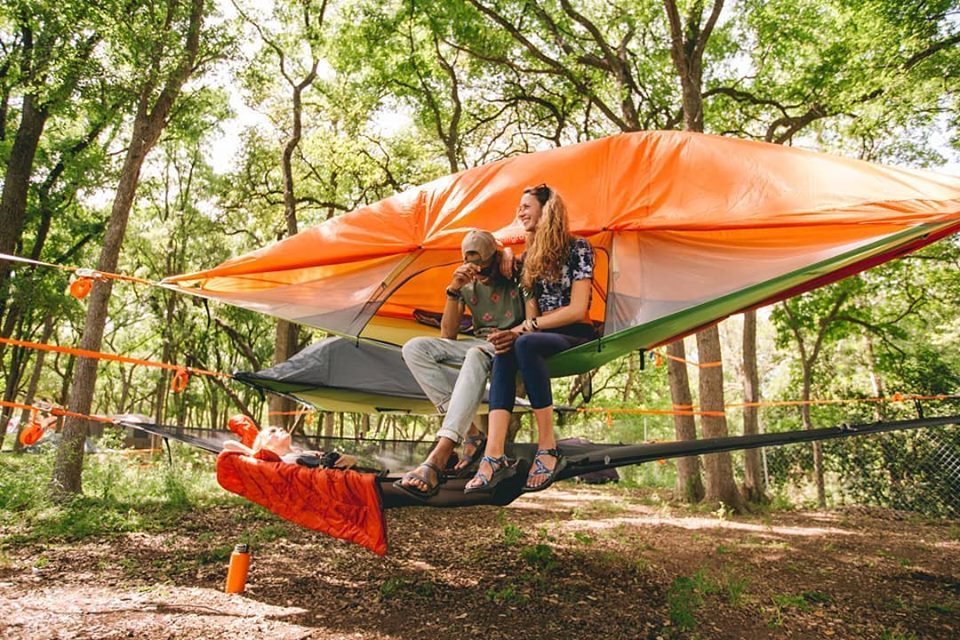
[225,543,250,593]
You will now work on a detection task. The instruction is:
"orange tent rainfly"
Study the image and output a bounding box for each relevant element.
[165,131,960,378]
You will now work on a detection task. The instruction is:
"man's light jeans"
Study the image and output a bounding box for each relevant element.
[402,336,495,444]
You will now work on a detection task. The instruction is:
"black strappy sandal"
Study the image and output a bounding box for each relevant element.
[521,448,567,493]
[454,433,487,477]
[393,460,443,500]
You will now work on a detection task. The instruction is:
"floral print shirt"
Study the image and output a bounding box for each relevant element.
[531,237,594,313]
[456,278,526,339]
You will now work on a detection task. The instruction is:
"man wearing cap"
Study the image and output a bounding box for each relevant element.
[396,230,525,499]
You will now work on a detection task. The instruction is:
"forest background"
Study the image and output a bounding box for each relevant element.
[1,0,959,515]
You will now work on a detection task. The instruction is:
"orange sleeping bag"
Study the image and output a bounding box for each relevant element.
[216,450,388,555]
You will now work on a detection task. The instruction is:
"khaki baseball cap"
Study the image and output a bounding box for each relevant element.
[461,230,498,263]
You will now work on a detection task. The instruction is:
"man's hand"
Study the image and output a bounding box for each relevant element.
[488,329,519,354]
[498,247,516,280]
[450,263,479,290]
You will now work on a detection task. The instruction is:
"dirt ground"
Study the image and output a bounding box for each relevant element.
[1,485,958,640]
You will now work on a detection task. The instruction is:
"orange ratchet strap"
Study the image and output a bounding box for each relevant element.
[0,337,231,393]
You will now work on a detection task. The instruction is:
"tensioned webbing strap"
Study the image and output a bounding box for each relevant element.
[0,336,231,380]
[0,252,154,285]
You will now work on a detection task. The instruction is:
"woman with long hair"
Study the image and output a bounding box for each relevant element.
[223,425,357,469]
[465,184,595,494]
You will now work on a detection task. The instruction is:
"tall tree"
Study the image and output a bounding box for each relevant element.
[0,1,102,325]
[663,0,743,510]
[774,282,857,506]
[740,310,765,501]
[666,339,705,501]
[51,0,209,498]
[233,0,331,428]
[238,0,327,426]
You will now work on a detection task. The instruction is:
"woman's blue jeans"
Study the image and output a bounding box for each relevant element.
[488,331,591,411]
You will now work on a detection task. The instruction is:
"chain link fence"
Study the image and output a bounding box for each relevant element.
[763,424,960,518]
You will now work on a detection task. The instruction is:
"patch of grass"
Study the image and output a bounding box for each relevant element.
[571,499,630,519]
[380,576,406,598]
[197,544,234,565]
[801,590,831,605]
[32,555,48,569]
[691,568,720,595]
[486,585,523,604]
[118,557,140,574]
[767,492,795,512]
[947,525,960,542]
[245,523,291,546]
[771,593,811,613]
[667,576,702,631]
[928,602,954,614]
[520,543,556,571]
[1,447,225,544]
[496,510,524,547]
[379,576,435,599]
[664,568,720,632]
[573,531,594,545]
[767,592,817,628]
[725,575,749,606]
[715,543,731,555]
[502,522,523,547]
[879,630,919,640]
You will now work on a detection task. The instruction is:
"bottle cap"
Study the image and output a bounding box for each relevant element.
[234,543,249,553]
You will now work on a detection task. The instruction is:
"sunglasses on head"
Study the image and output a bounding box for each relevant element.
[524,182,551,205]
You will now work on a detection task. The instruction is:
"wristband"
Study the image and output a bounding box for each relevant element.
[446,287,461,300]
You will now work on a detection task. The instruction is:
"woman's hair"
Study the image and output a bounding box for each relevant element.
[521,183,572,289]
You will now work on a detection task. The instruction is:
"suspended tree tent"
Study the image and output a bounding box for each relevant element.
[165,131,960,380]
[157,131,960,554]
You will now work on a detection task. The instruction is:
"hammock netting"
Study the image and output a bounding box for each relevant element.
[121,414,960,511]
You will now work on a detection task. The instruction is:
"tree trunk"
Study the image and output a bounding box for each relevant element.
[741,310,766,502]
[697,326,744,510]
[269,320,299,428]
[4,316,52,451]
[267,49,318,429]
[50,0,207,500]
[666,340,704,502]
[323,411,334,450]
[153,292,177,426]
[0,94,48,331]
[800,370,826,507]
[1,343,27,450]
[865,334,885,421]
[622,350,638,403]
